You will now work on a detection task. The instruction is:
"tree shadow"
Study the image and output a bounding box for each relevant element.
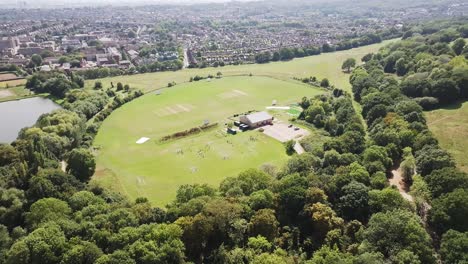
[438,100,465,110]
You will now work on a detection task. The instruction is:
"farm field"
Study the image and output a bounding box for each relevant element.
[86,39,396,94]
[426,102,468,173]
[93,76,323,205]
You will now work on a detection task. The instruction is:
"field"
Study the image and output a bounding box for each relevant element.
[93,76,323,205]
[0,79,26,88]
[0,86,31,102]
[86,39,396,94]
[426,102,468,173]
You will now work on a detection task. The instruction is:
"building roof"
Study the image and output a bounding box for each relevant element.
[244,111,272,123]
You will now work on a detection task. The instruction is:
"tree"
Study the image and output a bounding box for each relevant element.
[320,78,330,88]
[61,240,103,264]
[368,187,409,213]
[94,81,103,89]
[249,209,279,242]
[279,48,294,60]
[95,250,136,264]
[73,75,85,88]
[361,53,373,62]
[425,168,468,198]
[116,82,123,91]
[248,190,274,210]
[66,148,96,182]
[0,188,26,229]
[361,209,435,264]
[284,140,296,155]
[337,181,370,221]
[415,145,455,176]
[25,198,71,229]
[6,223,68,264]
[27,168,83,201]
[429,188,468,234]
[31,54,43,67]
[395,58,408,76]
[431,78,459,104]
[452,38,466,56]
[305,202,344,241]
[308,246,353,264]
[440,230,468,264]
[247,235,272,253]
[341,58,356,73]
[255,52,272,63]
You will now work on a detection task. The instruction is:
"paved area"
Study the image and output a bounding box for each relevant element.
[259,121,309,155]
[260,121,310,143]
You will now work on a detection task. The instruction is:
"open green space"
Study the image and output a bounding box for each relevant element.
[426,101,468,173]
[93,76,323,205]
[0,86,33,102]
[86,39,396,94]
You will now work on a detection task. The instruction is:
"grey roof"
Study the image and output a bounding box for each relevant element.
[245,111,272,123]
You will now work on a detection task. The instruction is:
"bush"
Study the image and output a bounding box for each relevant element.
[413,97,439,110]
[284,140,296,155]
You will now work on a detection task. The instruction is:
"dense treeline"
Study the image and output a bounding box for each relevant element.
[254,29,399,64]
[348,20,468,262]
[356,19,468,109]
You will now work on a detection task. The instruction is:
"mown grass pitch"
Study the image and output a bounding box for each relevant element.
[86,39,396,94]
[93,76,323,205]
[426,101,468,173]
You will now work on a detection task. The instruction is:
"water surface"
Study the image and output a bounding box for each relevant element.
[0,97,61,143]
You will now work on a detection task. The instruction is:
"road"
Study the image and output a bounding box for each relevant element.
[183,48,189,69]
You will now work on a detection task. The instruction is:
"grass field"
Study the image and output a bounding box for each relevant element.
[426,102,468,173]
[0,79,26,88]
[86,39,396,94]
[0,86,31,102]
[93,76,323,205]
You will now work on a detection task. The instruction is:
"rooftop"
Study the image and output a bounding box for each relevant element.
[244,111,272,123]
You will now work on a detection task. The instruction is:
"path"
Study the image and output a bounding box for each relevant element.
[293,142,305,155]
[183,48,189,69]
[60,160,67,172]
[389,167,414,202]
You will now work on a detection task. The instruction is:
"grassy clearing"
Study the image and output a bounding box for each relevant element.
[86,39,396,94]
[93,76,323,205]
[426,101,468,173]
[0,79,26,88]
[0,86,32,102]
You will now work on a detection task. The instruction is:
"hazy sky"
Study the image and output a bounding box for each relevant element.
[0,0,259,8]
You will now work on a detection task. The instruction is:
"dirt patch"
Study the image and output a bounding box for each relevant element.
[0,89,14,98]
[218,89,248,99]
[389,168,414,202]
[154,104,194,117]
[0,73,18,81]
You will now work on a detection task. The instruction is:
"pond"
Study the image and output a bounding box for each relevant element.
[0,97,61,143]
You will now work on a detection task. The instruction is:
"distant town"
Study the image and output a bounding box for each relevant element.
[0,0,467,73]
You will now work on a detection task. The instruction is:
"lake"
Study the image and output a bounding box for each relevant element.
[0,97,61,143]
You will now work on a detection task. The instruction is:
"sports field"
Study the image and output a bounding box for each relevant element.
[93,76,323,205]
[426,102,468,173]
[87,39,396,94]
